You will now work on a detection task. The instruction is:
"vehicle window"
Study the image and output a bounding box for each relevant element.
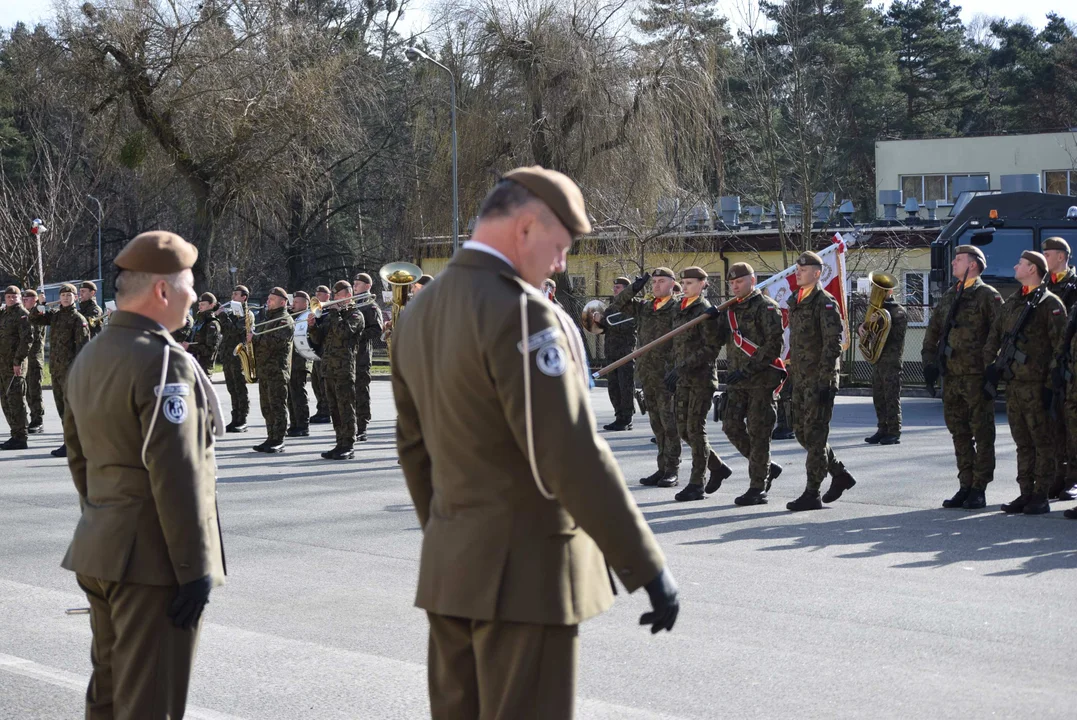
[1042,228,1077,250]
[958,228,1034,279]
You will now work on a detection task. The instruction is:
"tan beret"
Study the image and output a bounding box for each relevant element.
[727,262,755,281]
[613,276,631,286]
[114,231,198,274]
[1043,236,1071,255]
[416,274,434,286]
[796,251,823,267]
[59,283,78,295]
[4,285,21,295]
[21,289,37,298]
[333,280,352,294]
[269,287,288,300]
[80,280,97,292]
[200,292,217,305]
[502,166,591,236]
[955,245,986,268]
[353,272,373,285]
[680,266,708,280]
[293,290,310,301]
[233,285,250,296]
[652,267,675,279]
[1021,250,1047,276]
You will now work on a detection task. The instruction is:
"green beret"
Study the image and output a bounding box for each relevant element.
[651,267,675,279]
[333,280,352,294]
[955,245,986,268]
[315,285,331,295]
[200,292,217,305]
[114,231,198,274]
[21,289,37,299]
[502,166,592,236]
[233,285,250,296]
[1021,250,1047,276]
[293,290,310,301]
[4,285,19,295]
[680,266,708,280]
[80,280,97,292]
[1043,236,1071,255]
[727,262,755,281]
[796,251,823,267]
[354,272,373,285]
[269,287,288,300]
[59,283,78,295]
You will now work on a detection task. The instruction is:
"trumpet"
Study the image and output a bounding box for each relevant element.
[250,292,378,335]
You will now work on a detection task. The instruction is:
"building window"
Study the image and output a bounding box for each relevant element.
[1045,170,1076,196]
[903,271,928,326]
[900,174,989,204]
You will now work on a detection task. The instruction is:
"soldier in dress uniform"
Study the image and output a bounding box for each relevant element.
[79,280,105,339]
[352,272,385,442]
[311,281,364,460]
[249,287,293,453]
[785,251,858,511]
[215,285,255,432]
[598,276,637,431]
[62,231,225,720]
[309,285,333,424]
[286,291,313,438]
[29,283,90,457]
[184,292,222,375]
[1042,236,1077,500]
[0,285,31,450]
[21,289,46,434]
[862,285,908,445]
[391,166,678,720]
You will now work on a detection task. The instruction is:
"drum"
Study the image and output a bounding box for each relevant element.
[292,311,321,362]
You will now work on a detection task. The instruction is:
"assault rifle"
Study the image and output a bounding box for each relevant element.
[928,268,971,397]
[984,284,1047,400]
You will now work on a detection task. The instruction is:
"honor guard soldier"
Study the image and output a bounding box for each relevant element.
[0,285,32,450]
[598,276,637,431]
[392,166,678,720]
[30,283,90,457]
[984,251,1066,515]
[352,272,384,441]
[709,262,785,505]
[1042,236,1077,500]
[184,292,222,374]
[21,289,46,434]
[61,231,226,720]
[286,291,313,437]
[312,281,364,460]
[249,287,293,453]
[922,245,1002,509]
[79,280,104,339]
[786,251,858,511]
[862,284,908,445]
[665,267,732,501]
[308,285,333,424]
[215,285,255,432]
[608,267,682,486]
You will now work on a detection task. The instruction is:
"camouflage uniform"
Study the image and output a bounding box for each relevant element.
[252,307,293,444]
[313,304,363,451]
[1045,267,1077,493]
[600,309,637,426]
[1046,267,1077,310]
[870,297,908,436]
[30,304,89,425]
[187,310,222,374]
[288,351,312,433]
[984,286,1066,498]
[921,278,1002,490]
[354,301,385,433]
[219,304,254,425]
[26,311,46,428]
[710,289,784,490]
[608,285,680,477]
[669,295,722,487]
[311,357,330,417]
[79,299,104,340]
[0,302,32,442]
[171,311,194,344]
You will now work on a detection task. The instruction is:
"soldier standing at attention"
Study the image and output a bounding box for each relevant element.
[921,245,1002,510]
[286,291,313,438]
[392,166,677,719]
[665,267,732,501]
[30,283,90,458]
[785,252,858,512]
[0,285,32,450]
[863,284,908,445]
[352,272,384,442]
[984,251,1066,515]
[608,267,682,486]
[184,292,222,375]
[709,262,785,505]
[249,287,293,453]
[313,281,363,460]
[599,276,637,431]
[61,230,226,720]
[309,285,333,424]
[1042,236,1077,500]
[21,289,46,434]
[79,280,104,339]
[215,285,255,432]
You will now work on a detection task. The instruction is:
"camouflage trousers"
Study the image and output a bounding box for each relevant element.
[643,381,680,475]
[871,363,902,434]
[0,366,28,441]
[257,372,289,444]
[675,384,720,486]
[606,360,635,425]
[775,378,795,433]
[941,374,995,489]
[1006,381,1055,495]
[288,363,311,432]
[354,361,372,431]
[52,365,71,430]
[1062,394,1077,486]
[326,372,356,451]
[722,386,777,489]
[27,360,43,425]
[791,380,845,491]
[311,361,329,416]
[222,354,250,423]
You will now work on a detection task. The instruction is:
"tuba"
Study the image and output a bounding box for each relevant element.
[380,261,422,360]
[234,304,257,383]
[857,271,897,364]
[580,299,632,335]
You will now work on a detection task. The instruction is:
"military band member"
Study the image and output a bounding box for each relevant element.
[1042,236,1077,500]
[785,252,858,511]
[862,285,908,445]
[79,280,104,339]
[309,285,333,423]
[598,276,637,431]
[709,262,784,505]
[286,291,312,437]
[921,245,1002,509]
[215,285,254,432]
[352,272,384,441]
[184,292,222,374]
[171,308,194,345]
[0,285,31,450]
[413,274,433,296]
[391,166,677,720]
[30,283,90,457]
[665,267,732,501]
[984,251,1066,515]
[21,289,46,433]
[249,287,293,453]
[313,281,363,460]
[608,267,682,486]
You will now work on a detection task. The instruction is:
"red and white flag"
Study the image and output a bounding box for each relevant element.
[757,233,850,360]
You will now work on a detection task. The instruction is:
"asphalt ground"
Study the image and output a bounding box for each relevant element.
[1,382,1076,719]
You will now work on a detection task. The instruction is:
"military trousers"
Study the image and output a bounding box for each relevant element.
[941,374,995,489]
[871,362,902,435]
[221,354,249,423]
[675,383,719,486]
[791,379,844,491]
[288,363,311,432]
[52,365,71,429]
[606,360,635,425]
[27,359,44,425]
[311,361,329,416]
[0,366,28,441]
[642,381,680,474]
[326,371,356,450]
[1006,381,1054,496]
[76,573,202,720]
[426,612,578,720]
[1063,393,1077,486]
[722,385,777,489]
[257,371,289,444]
[354,359,372,430]
[775,378,795,433]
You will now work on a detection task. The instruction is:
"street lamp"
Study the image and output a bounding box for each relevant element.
[406,45,459,255]
[87,195,103,287]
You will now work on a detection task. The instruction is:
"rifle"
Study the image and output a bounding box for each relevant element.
[984,284,1047,399]
[928,268,970,397]
[1049,304,1077,419]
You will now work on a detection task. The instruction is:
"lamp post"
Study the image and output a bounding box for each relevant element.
[87,195,103,286]
[405,45,459,255]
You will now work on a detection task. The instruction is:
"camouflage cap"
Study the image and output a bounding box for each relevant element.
[353,272,373,285]
[80,280,97,292]
[613,276,631,286]
[680,266,708,280]
[1021,250,1047,276]
[59,283,78,295]
[233,285,251,296]
[796,251,823,267]
[200,292,217,305]
[955,244,986,268]
[727,262,755,280]
[502,166,591,236]
[114,231,198,274]
[269,287,288,300]
[1042,236,1071,255]
[651,267,675,279]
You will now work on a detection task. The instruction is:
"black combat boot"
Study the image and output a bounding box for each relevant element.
[1048,478,1077,501]
[639,470,664,487]
[1001,494,1029,514]
[310,413,331,424]
[942,486,971,509]
[734,487,768,506]
[656,473,679,488]
[1022,493,1050,515]
[320,445,341,460]
[1064,506,1077,519]
[675,483,706,502]
[286,427,309,437]
[331,447,355,460]
[603,420,632,431]
[765,462,783,492]
[649,437,657,444]
[822,467,857,503]
[50,444,67,458]
[962,488,986,509]
[252,441,270,453]
[864,430,883,444]
[263,441,285,454]
[787,491,823,512]
[1,438,28,450]
[705,454,732,494]
[229,421,248,433]
[878,434,901,445]
[27,423,43,435]
[772,426,795,441]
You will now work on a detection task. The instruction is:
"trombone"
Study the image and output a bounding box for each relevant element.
[250,292,377,336]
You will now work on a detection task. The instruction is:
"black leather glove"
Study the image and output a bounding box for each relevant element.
[725,369,747,386]
[817,385,833,404]
[984,362,1000,387]
[704,304,721,318]
[631,272,651,294]
[922,363,939,389]
[640,567,679,634]
[168,575,212,630]
[664,368,678,394]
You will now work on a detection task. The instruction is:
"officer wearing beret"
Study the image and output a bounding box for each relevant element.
[286,291,313,437]
[352,271,385,441]
[598,275,637,431]
[21,289,47,434]
[62,230,226,719]
[0,284,32,450]
[1042,236,1077,500]
[308,285,333,423]
[250,287,293,453]
[184,292,222,374]
[215,284,255,432]
[392,166,678,719]
[30,283,90,457]
[79,280,105,339]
